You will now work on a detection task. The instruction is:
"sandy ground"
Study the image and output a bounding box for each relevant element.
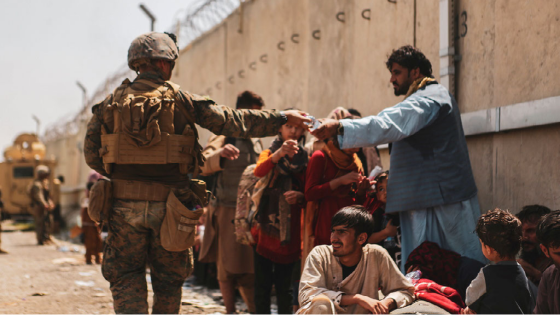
[0,225,235,314]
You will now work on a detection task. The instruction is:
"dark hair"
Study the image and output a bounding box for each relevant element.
[537,210,560,249]
[347,108,362,117]
[57,175,65,183]
[386,45,433,78]
[331,206,374,242]
[86,181,95,191]
[476,208,522,259]
[517,204,551,224]
[236,90,264,109]
[374,170,389,184]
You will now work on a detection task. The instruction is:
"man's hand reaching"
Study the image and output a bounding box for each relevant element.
[311,118,339,141]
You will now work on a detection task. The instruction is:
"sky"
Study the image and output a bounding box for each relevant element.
[0,0,199,155]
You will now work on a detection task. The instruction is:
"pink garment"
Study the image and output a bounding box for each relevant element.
[88,170,103,183]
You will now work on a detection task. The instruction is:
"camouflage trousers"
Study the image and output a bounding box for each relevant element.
[102,199,194,314]
[33,205,48,245]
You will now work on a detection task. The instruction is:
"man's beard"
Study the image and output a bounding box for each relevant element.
[520,242,543,265]
[393,76,413,96]
[393,84,409,96]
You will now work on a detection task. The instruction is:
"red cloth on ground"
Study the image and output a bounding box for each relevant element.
[305,150,358,246]
[415,279,465,314]
[405,241,461,288]
[251,149,304,264]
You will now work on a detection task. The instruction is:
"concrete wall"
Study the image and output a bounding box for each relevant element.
[172,0,560,213]
[44,120,91,216]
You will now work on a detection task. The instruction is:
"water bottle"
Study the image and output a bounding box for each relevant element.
[305,116,321,131]
[382,216,396,249]
[384,236,396,248]
[405,270,422,285]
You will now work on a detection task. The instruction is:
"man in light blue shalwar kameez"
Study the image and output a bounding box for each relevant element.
[312,45,486,271]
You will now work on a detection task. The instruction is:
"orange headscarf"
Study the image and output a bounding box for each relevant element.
[322,140,363,174]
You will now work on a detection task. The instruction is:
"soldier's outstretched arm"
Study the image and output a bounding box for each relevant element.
[181,92,310,138]
[84,104,109,177]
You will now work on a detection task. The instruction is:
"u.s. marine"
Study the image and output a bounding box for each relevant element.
[83,31,310,314]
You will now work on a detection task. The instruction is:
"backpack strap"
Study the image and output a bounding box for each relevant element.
[110,79,132,133]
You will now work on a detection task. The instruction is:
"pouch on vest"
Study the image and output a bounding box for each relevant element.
[160,191,203,252]
[98,79,202,176]
[88,178,113,224]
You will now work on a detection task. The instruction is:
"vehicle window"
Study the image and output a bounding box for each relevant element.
[13,167,35,178]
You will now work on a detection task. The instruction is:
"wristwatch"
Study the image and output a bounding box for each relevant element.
[337,121,344,135]
[279,111,288,125]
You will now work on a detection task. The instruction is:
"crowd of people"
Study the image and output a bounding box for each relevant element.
[76,31,559,315]
[186,46,560,314]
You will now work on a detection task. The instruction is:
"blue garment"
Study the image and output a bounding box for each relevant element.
[399,195,486,272]
[466,261,533,314]
[339,83,477,213]
[338,82,483,266]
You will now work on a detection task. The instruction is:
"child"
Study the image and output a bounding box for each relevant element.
[462,208,533,314]
[252,119,308,315]
[81,175,103,265]
[534,210,560,314]
[363,171,401,267]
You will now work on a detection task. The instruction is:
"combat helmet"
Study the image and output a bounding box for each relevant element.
[128,32,179,71]
[35,165,50,178]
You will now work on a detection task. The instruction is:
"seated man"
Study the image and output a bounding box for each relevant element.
[516,204,552,285]
[298,206,414,314]
[534,210,560,314]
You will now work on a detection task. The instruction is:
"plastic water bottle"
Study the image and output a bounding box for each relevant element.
[305,116,321,131]
[405,270,422,285]
[384,236,396,248]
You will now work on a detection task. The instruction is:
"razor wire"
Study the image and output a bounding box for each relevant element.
[44,0,239,142]
[172,0,239,48]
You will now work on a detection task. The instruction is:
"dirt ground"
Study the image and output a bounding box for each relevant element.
[0,224,233,314]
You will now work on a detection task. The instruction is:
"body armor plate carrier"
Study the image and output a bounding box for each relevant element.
[99,78,204,176]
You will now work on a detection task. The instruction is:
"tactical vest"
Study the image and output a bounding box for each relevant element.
[386,83,477,213]
[98,78,203,177]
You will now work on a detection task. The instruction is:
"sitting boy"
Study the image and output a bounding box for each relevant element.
[534,210,560,314]
[297,206,414,314]
[463,208,533,314]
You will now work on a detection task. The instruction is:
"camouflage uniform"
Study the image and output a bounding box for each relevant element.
[84,32,286,314]
[30,166,52,245]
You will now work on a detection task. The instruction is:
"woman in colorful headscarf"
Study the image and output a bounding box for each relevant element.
[252,118,308,314]
[302,136,371,262]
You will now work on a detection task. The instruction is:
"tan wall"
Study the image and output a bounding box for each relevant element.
[172,0,560,213]
[41,0,560,216]
[44,119,92,215]
[455,0,560,212]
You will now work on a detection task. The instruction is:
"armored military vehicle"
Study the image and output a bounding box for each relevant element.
[0,133,58,218]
